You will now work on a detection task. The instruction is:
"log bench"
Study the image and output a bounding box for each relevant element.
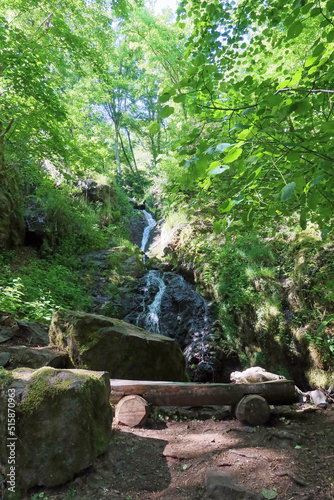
[110,379,297,427]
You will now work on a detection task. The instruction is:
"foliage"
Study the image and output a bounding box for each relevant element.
[0,257,91,323]
[157,0,334,235]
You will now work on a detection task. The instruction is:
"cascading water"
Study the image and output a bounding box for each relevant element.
[123,209,215,382]
[136,270,166,334]
[140,210,157,261]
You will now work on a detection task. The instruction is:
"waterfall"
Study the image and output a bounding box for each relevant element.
[136,270,166,334]
[140,210,156,261]
[123,211,215,381]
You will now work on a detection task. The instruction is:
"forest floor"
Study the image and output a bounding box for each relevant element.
[27,403,334,500]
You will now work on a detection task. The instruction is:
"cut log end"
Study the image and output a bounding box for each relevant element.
[235,394,271,426]
[114,395,150,427]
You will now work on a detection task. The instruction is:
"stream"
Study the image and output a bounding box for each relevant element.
[123,210,215,382]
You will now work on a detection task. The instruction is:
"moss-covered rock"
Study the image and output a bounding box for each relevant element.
[49,310,188,381]
[0,367,112,499]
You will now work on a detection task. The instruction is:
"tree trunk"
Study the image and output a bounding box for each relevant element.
[0,120,24,249]
[109,379,297,407]
[114,122,122,185]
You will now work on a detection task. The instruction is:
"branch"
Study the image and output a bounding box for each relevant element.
[0,118,15,138]
[275,88,334,95]
[200,103,257,112]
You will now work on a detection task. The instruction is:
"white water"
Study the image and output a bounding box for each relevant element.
[140,210,157,259]
[136,270,166,334]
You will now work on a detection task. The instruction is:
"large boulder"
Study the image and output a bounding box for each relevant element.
[49,310,188,381]
[0,367,112,499]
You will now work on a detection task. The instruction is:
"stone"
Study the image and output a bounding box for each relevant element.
[230,367,286,384]
[16,320,49,346]
[1,345,71,369]
[205,469,262,499]
[0,367,112,498]
[0,351,10,367]
[49,310,188,381]
[0,329,16,344]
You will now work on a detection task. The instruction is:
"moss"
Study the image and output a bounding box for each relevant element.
[0,367,14,387]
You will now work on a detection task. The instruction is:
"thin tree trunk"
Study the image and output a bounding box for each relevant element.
[114,122,122,184]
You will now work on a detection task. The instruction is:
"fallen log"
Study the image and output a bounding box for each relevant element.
[109,379,297,407]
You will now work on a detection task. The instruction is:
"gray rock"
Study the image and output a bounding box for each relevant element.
[205,469,262,499]
[0,329,16,344]
[49,310,188,381]
[1,345,71,369]
[0,367,112,498]
[16,320,49,346]
[0,351,10,367]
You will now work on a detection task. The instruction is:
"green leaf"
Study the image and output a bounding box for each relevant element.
[160,105,175,118]
[300,208,307,230]
[327,30,334,43]
[326,0,334,11]
[280,182,296,202]
[215,143,232,153]
[310,175,324,187]
[148,122,160,134]
[173,94,187,103]
[287,21,304,39]
[317,314,334,333]
[209,165,230,175]
[159,93,171,104]
[307,190,319,210]
[305,56,318,68]
[213,220,221,233]
[224,148,242,163]
[262,488,278,499]
[320,121,334,133]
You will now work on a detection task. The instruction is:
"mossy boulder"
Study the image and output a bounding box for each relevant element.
[0,367,112,499]
[49,310,188,381]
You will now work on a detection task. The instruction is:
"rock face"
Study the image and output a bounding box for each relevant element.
[123,270,215,382]
[49,310,188,381]
[0,367,112,498]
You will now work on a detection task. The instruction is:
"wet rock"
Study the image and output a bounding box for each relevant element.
[49,309,188,381]
[128,211,148,247]
[123,270,215,382]
[0,367,112,498]
[205,468,262,499]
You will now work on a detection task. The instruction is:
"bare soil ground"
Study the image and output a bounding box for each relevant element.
[27,403,334,500]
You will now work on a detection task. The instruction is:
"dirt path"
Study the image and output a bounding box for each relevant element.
[28,404,334,500]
